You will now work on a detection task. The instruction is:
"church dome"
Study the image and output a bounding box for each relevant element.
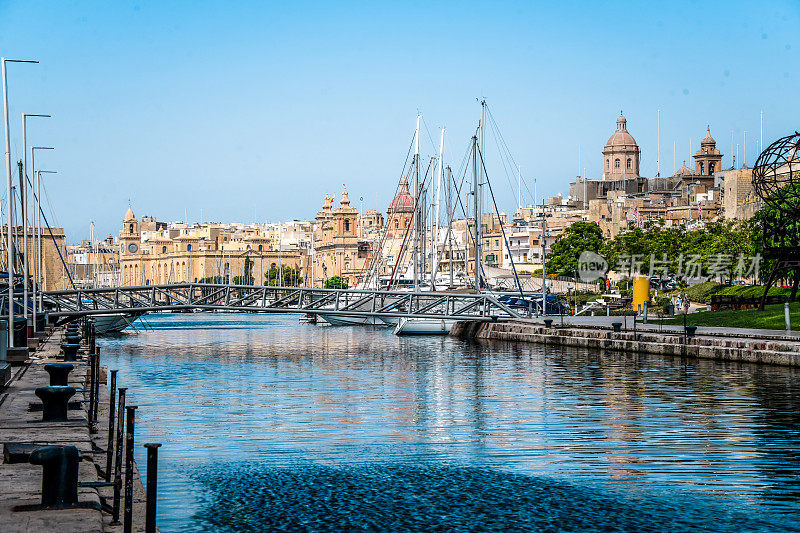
[123,206,136,223]
[605,113,638,148]
[389,177,415,213]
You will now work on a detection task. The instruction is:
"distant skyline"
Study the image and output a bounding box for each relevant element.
[1,1,798,243]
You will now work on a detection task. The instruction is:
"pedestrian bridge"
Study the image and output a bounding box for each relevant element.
[39,283,522,322]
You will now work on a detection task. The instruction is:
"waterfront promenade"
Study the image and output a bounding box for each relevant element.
[0,329,149,532]
[454,317,800,367]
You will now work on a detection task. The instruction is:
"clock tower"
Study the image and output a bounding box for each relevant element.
[121,206,140,256]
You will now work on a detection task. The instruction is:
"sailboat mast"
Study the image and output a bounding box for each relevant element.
[413,114,420,291]
[446,165,454,288]
[431,128,444,290]
[472,135,480,292]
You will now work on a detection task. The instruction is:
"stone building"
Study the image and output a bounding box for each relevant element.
[603,112,641,180]
[310,188,371,288]
[6,226,69,291]
[119,207,308,287]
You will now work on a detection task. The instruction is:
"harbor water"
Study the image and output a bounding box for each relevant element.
[101,313,800,532]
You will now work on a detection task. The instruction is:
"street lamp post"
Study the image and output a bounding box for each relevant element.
[31,147,54,323]
[35,169,56,311]
[22,114,50,331]
[3,57,39,347]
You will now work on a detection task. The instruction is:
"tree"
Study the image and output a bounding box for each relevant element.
[233,257,255,285]
[750,183,800,302]
[324,276,348,289]
[547,222,604,277]
[265,265,303,287]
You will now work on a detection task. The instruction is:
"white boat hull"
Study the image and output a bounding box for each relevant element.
[93,313,137,334]
[394,317,455,335]
[318,314,385,326]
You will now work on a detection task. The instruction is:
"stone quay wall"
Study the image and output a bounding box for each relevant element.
[451,320,800,367]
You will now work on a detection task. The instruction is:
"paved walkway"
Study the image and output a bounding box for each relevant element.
[0,330,150,532]
[519,315,800,341]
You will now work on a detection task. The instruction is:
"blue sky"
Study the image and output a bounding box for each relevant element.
[1,1,798,242]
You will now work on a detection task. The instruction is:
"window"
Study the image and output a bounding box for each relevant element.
[626,158,631,169]
[700,162,705,174]
[258,245,263,252]
[495,239,499,247]
[709,162,715,174]
[344,219,350,232]
[187,244,192,252]
[129,223,134,233]
[614,159,620,169]
[606,159,610,169]
[162,246,167,253]
[394,219,399,229]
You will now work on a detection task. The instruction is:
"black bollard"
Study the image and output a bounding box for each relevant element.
[93,347,100,423]
[611,322,622,333]
[543,318,553,328]
[105,370,118,482]
[62,343,80,362]
[685,325,698,339]
[29,445,81,507]
[111,388,127,525]
[144,443,162,533]
[88,352,96,427]
[44,363,74,386]
[35,386,77,421]
[124,405,138,533]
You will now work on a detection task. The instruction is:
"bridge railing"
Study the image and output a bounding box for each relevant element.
[38,283,522,321]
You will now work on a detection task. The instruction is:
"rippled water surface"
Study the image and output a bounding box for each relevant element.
[101,313,800,532]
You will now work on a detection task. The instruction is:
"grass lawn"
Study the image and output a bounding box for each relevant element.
[659,302,800,330]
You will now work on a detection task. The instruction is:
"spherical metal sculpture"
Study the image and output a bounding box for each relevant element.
[752,131,800,214]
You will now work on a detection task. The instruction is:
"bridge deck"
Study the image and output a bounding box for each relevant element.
[38,283,522,322]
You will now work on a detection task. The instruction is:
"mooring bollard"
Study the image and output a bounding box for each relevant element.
[124,405,138,533]
[611,322,622,333]
[543,318,553,328]
[61,343,80,362]
[105,370,118,482]
[44,363,74,386]
[144,443,162,533]
[35,386,77,421]
[112,388,127,525]
[685,325,698,339]
[29,445,81,508]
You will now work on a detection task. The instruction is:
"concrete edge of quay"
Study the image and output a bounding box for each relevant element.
[450,320,800,367]
[0,326,153,533]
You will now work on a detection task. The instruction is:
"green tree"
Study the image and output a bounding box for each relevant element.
[264,265,303,286]
[324,276,348,289]
[547,222,604,277]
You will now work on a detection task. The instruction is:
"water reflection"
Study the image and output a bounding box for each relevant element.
[101,313,800,532]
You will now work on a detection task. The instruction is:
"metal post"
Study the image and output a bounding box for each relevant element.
[2,59,14,347]
[111,387,126,525]
[123,405,138,533]
[87,351,96,427]
[144,443,162,533]
[785,302,791,331]
[2,58,37,347]
[105,370,117,482]
[92,346,100,424]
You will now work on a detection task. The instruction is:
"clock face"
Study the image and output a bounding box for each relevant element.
[128,243,139,253]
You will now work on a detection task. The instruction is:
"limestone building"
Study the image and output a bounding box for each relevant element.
[119,207,308,287]
[603,113,640,180]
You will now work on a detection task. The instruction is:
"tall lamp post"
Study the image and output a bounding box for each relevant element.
[35,169,56,313]
[31,147,54,325]
[22,114,50,330]
[3,57,38,347]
